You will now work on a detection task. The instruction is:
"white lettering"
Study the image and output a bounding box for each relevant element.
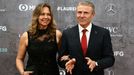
[0,9,6,12]
[57,6,76,11]
[105,69,115,75]
[104,27,118,33]
[114,51,124,56]
[29,5,35,10]
[19,4,35,11]
[0,48,8,53]
[0,26,7,31]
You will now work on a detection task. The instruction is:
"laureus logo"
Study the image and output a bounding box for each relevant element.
[105,3,117,16]
[19,4,35,11]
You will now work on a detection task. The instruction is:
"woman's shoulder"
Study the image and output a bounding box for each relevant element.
[21,32,28,39]
[20,32,28,43]
[19,32,28,46]
[56,29,62,37]
[56,29,62,43]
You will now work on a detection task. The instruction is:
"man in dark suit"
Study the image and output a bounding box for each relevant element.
[58,1,115,75]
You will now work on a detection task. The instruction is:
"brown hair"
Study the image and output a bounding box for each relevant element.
[28,3,56,41]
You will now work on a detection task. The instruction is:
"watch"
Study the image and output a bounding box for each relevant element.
[95,62,98,66]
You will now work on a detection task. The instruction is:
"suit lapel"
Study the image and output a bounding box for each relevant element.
[86,25,98,56]
[73,25,84,56]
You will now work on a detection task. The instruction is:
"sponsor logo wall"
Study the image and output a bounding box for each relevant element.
[0,0,134,75]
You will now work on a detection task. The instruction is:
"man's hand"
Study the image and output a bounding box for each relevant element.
[85,57,96,72]
[65,58,76,75]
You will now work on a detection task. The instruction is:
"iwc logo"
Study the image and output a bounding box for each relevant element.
[105,3,117,16]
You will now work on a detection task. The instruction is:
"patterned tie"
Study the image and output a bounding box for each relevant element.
[81,29,87,56]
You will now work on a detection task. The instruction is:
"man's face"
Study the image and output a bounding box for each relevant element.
[76,5,95,27]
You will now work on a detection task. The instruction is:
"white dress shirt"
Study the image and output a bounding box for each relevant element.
[78,23,92,46]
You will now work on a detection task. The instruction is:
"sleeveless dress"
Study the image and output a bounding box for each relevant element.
[25,29,60,75]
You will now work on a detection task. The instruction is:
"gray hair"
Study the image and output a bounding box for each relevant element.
[77,1,95,14]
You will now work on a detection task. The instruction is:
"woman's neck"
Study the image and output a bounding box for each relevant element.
[39,26,48,30]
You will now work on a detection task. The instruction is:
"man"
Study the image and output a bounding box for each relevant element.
[58,1,115,75]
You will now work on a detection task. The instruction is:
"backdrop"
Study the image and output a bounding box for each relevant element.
[0,0,134,75]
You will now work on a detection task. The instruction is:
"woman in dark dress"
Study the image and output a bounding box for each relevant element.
[16,3,62,75]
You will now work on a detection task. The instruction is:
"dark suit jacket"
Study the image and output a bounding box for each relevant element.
[58,24,115,75]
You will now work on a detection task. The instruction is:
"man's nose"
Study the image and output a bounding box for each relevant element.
[80,13,84,17]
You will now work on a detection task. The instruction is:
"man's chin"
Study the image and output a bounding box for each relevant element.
[79,23,86,26]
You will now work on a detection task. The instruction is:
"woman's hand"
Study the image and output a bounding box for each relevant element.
[22,71,33,75]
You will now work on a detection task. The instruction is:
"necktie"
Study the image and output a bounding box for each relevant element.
[81,29,87,56]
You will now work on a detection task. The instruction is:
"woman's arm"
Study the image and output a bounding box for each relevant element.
[56,29,62,49]
[16,32,28,75]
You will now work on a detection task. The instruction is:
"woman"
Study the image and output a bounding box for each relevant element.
[16,3,62,75]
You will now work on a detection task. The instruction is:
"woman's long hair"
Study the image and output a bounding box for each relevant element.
[28,3,56,41]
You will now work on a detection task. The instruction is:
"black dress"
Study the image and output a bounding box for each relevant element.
[25,29,60,75]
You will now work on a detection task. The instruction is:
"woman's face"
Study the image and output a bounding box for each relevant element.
[38,7,51,29]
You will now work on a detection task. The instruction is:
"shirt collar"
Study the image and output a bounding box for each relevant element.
[78,23,92,33]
